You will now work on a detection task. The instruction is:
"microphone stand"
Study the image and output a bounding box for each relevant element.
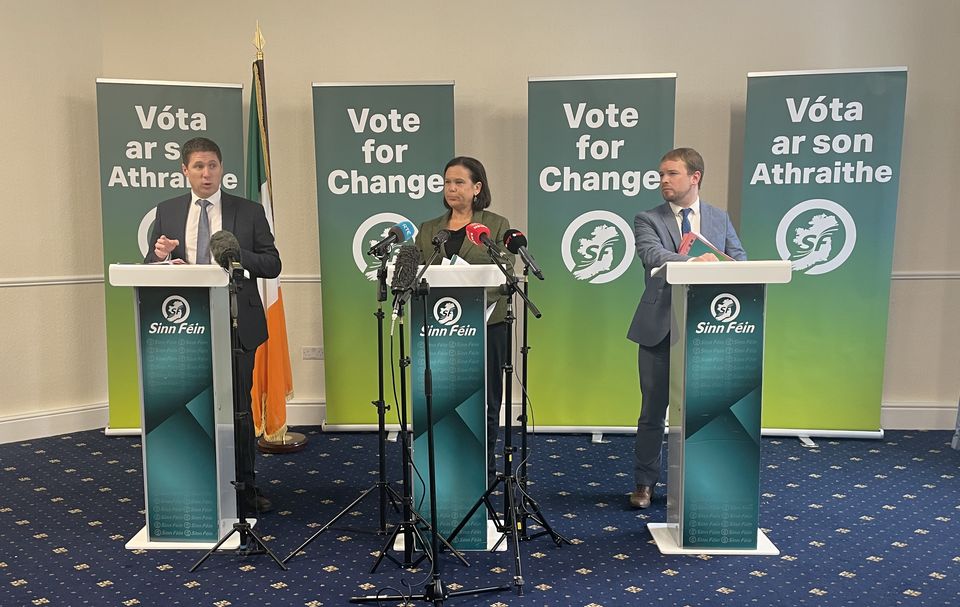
[283,249,402,565]
[354,269,504,605]
[192,263,287,572]
[368,244,468,573]
[513,263,559,544]
[442,249,568,594]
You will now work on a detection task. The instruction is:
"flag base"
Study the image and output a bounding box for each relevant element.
[257,431,308,454]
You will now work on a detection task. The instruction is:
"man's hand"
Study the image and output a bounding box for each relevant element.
[153,235,179,260]
[691,252,719,262]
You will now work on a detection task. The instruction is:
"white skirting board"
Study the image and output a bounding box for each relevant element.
[1,399,957,444]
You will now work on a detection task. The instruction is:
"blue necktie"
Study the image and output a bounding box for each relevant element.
[196,199,211,264]
[680,208,692,235]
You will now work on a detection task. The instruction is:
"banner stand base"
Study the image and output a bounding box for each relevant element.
[125,519,257,551]
[647,523,779,556]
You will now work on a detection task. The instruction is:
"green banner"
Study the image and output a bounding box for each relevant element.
[138,286,218,541]
[739,69,907,431]
[527,75,675,427]
[96,80,243,431]
[410,287,487,550]
[313,83,454,425]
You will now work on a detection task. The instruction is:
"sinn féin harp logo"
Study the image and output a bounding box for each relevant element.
[776,198,857,275]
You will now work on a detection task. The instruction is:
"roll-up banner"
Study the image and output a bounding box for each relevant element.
[739,68,907,432]
[527,75,675,429]
[96,80,244,432]
[313,83,454,426]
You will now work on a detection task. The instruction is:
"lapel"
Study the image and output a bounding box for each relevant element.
[171,194,191,243]
[657,203,682,252]
[220,192,238,235]
[699,202,717,245]
[455,210,481,258]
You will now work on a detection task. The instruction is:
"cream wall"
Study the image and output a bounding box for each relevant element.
[2,0,957,433]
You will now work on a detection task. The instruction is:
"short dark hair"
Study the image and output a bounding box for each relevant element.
[442,156,491,211]
[661,147,704,188]
[181,137,222,165]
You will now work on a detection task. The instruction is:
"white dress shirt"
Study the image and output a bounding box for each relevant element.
[668,198,701,236]
[185,189,223,264]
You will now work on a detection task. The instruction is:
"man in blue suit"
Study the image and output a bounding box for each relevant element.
[626,148,747,509]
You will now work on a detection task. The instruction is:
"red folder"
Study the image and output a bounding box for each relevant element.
[678,231,734,261]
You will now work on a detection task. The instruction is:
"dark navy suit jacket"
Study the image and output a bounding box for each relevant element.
[144,191,281,350]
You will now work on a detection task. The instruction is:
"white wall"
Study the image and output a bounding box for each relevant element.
[2,0,957,438]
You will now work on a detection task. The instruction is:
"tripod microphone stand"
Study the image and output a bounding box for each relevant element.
[192,263,287,572]
[514,264,559,542]
[443,251,569,593]
[354,274,504,606]
[283,250,402,565]
[369,243,468,573]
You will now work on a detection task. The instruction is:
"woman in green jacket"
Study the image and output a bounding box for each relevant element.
[414,156,515,485]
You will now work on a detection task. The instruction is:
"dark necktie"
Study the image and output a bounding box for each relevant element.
[680,208,692,235]
[196,199,211,264]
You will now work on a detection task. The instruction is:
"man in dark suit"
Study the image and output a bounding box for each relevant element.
[626,147,747,509]
[145,137,281,514]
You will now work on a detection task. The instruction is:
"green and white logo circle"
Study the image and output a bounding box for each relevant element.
[162,295,190,324]
[352,212,417,281]
[561,210,635,284]
[433,297,461,326]
[710,293,740,323]
[776,199,856,275]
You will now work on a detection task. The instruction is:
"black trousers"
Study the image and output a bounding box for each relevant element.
[486,322,508,483]
[235,347,259,513]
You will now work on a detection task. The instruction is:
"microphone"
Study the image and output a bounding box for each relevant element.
[431,229,451,248]
[465,223,507,261]
[209,230,242,270]
[367,220,415,256]
[390,245,422,322]
[503,229,544,280]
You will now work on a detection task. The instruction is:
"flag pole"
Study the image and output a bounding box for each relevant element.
[249,22,307,454]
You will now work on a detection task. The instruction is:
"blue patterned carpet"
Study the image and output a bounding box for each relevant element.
[1,428,958,606]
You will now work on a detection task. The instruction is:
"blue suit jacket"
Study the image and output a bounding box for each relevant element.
[626,201,747,347]
[144,191,281,350]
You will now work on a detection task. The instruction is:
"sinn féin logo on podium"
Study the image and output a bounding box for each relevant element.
[696,292,754,335]
[149,294,205,335]
[561,210,635,284]
[162,295,191,323]
[433,297,462,327]
[710,293,741,323]
[776,198,857,275]
[422,296,477,338]
[352,212,417,281]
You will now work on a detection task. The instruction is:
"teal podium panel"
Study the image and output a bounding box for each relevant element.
[649,261,790,555]
[409,265,502,551]
[109,265,238,548]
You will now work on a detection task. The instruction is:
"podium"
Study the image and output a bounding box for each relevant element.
[408,265,504,551]
[109,264,245,550]
[647,260,791,555]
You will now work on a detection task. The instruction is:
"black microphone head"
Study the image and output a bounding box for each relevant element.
[391,245,421,293]
[431,229,452,247]
[386,224,405,241]
[209,230,241,268]
[503,228,527,254]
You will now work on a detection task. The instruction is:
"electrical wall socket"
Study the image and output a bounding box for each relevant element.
[302,346,324,360]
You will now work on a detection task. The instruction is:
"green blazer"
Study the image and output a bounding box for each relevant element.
[414,209,515,325]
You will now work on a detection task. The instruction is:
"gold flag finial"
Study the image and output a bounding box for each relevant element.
[253,21,265,60]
